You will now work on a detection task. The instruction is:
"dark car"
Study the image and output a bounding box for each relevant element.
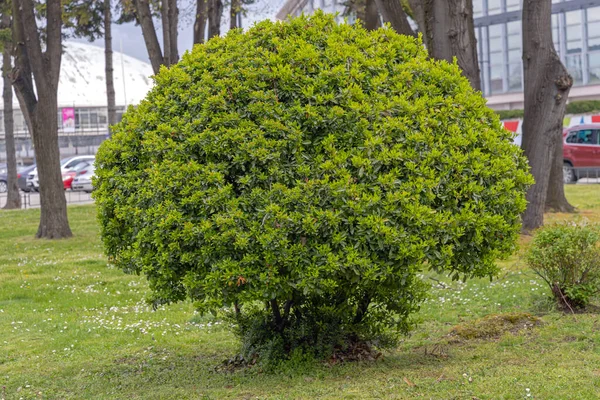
[0,164,36,193]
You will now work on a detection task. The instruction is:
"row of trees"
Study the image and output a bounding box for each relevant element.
[0,0,248,236]
[1,0,571,237]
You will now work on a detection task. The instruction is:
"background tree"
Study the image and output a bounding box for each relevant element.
[0,5,19,209]
[12,0,72,238]
[374,0,415,37]
[193,0,207,43]
[104,0,117,134]
[207,0,222,38]
[521,0,573,231]
[132,0,178,74]
[229,0,240,29]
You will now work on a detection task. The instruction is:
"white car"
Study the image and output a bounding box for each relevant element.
[71,164,96,193]
[27,155,95,191]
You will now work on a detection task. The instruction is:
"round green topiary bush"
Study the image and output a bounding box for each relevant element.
[94,12,532,363]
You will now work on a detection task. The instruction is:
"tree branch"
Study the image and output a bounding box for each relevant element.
[134,0,164,74]
[45,0,62,86]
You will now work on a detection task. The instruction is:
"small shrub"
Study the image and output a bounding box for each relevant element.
[94,13,532,363]
[526,222,600,310]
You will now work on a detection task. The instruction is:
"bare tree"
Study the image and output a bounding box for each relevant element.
[104,0,117,135]
[133,0,178,74]
[230,0,240,29]
[194,0,207,44]
[1,11,19,209]
[12,0,72,238]
[521,0,572,231]
[207,0,222,39]
[407,0,480,91]
[375,0,415,36]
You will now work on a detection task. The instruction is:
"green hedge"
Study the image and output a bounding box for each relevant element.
[496,100,600,120]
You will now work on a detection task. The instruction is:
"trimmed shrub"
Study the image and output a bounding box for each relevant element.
[526,222,600,310]
[94,12,532,363]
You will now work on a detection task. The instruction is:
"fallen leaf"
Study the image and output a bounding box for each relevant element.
[403,377,415,387]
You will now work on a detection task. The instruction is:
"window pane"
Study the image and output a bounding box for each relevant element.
[566,54,583,85]
[489,24,502,37]
[507,21,520,35]
[490,64,504,94]
[566,10,582,26]
[508,34,520,50]
[508,49,521,63]
[508,63,522,91]
[575,130,594,144]
[473,0,483,17]
[488,0,501,14]
[490,52,503,65]
[490,37,502,52]
[506,0,520,12]
[589,21,600,51]
[589,52,600,83]
[588,6,600,22]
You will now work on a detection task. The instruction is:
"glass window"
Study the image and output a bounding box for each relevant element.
[566,10,582,26]
[473,0,483,17]
[490,64,504,94]
[508,49,521,63]
[589,21,600,51]
[589,52,600,83]
[90,111,98,126]
[80,111,90,128]
[572,130,595,144]
[488,0,501,15]
[552,14,559,48]
[508,63,522,91]
[566,54,583,85]
[506,0,520,12]
[587,6,600,22]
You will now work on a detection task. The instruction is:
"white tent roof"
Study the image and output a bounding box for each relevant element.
[3,41,154,108]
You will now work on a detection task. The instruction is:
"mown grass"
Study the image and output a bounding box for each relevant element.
[1,186,600,399]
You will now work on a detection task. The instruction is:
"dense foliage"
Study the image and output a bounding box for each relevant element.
[94,12,531,361]
[526,222,600,310]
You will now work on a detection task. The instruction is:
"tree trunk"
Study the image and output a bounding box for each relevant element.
[375,0,416,37]
[134,0,164,74]
[2,35,20,209]
[230,0,240,30]
[207,0,222,39]
[364,0,381,30]
[418,0,481,91]
[12,0,72,238]
[545,136,575,212]
[194,0,207,44]
[104,0,117,135]
[168,0,178,64]
[354,0,367,23]
[521,0,572,231]
[161,0,172,65]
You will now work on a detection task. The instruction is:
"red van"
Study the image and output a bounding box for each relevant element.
[563,124,600,183]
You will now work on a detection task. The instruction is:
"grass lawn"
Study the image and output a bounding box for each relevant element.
[2,186,600,399]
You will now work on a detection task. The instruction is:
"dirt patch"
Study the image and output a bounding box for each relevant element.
[448,312,542,342]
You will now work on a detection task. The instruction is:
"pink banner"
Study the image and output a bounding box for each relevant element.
[62,107,75,133]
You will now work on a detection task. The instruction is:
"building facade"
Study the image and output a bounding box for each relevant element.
[0,42,153,163]
[277,0,600,110]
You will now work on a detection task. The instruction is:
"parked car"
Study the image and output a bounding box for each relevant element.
[563,124,600,183]
[27,155,95,191]
[62,161,92,190]
[71,164,95,193]
[0,164,36,193]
